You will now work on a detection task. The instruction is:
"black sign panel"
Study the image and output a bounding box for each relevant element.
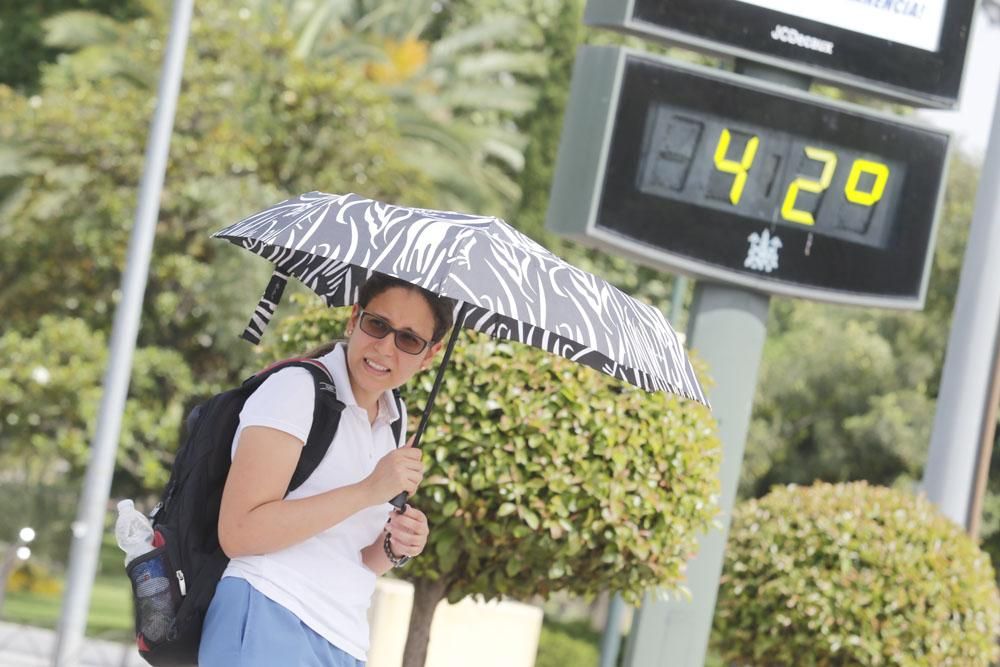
[545,48,951,308]
[584,0,975,108]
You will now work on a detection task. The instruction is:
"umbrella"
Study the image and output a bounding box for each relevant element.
[214,192,709,504]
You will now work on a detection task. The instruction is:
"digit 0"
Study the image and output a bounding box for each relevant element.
[845,159,890,206]
[782,146,838,226]
[714,128,760,205]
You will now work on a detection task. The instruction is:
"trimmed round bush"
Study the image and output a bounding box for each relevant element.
[265,293,721,667]
[267,294,721,603]
[714,481,1000,666]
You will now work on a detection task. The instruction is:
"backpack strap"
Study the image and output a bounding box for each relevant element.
[246,359,405,493]
[390,388,404,448]
[242,358,345,496]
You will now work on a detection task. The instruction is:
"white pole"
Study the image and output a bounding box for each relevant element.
[51,1,194,664]
[922,77,1000,526]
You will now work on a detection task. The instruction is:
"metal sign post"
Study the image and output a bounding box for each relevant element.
[922,77,1000,529]
[51,1,193,664]
[622,282,770,667]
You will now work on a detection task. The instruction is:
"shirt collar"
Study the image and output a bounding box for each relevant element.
[318,343,400,424]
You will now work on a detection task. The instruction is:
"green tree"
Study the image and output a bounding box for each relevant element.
[239,0,548,215]
[0,0,433,511]
[0,0,143,92]
[267,297,721,667]
[0,316,195,492]
[0,316,197,562]
[34,0,548,216]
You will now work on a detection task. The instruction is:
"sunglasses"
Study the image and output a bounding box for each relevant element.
[357,311,431,355]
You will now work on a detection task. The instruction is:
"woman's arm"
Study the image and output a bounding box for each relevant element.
[218,426,424,558]
[361,529,395,576]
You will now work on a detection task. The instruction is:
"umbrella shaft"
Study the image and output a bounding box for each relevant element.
[390,302,470,510]
[413,301,470,446]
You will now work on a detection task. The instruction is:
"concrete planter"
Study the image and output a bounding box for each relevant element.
[368,578,544,667]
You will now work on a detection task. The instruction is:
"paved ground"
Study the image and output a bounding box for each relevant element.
[0,621,146,667]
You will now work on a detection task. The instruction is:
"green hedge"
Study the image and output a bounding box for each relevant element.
[713,482,1000,666]
[267,295,721,605]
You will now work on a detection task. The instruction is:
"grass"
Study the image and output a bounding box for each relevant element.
[535,617,602,667]
[535,615,729,667]
[2,574,134,643]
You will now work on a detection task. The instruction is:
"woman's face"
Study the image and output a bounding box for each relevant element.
[345,286,441,407]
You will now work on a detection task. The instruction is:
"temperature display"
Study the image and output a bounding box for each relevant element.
[636,104,906,249]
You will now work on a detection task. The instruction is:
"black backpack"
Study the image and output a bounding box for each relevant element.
[125,357,403,666]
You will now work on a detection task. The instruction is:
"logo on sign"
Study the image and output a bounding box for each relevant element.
[770,25,835,55]
[745,229,783,273]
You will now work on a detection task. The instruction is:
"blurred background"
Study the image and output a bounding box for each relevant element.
[1,1,999,665]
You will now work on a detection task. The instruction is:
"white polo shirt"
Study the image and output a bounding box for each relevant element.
[222,344,405,661]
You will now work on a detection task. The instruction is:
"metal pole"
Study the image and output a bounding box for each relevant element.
[622,283,770,667]
[967,324,1000,538]
[669,276,688,328]
[922,78,1000,528]
[51,1,193,664]
[599,593,626,667]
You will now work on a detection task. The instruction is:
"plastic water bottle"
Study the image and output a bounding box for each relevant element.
[115,499,155,566]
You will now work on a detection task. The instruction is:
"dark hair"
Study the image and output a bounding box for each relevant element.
[358,272,456,343]
[305,339,342,359]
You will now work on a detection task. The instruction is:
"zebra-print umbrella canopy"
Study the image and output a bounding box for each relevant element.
[214,191,707,406]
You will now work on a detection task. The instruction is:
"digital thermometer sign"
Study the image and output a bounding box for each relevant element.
[545,47,951,308]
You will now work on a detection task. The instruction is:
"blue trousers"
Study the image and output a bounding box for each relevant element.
[199,577,365,667]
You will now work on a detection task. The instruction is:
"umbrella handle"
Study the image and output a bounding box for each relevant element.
[389,302,471,514]
[390,491,408,511]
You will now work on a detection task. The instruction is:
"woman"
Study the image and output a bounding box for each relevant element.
[199,273,454,666]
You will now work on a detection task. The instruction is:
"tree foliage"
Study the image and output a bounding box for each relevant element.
[0,316,194,491]
[0,0,433,505]
[223,0,547,215]
[265,295,721,667]
[714,482,1000,666]
[0,0,143,92]
[269,297,720,602]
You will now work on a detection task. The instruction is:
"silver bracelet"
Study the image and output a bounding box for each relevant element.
[383,533,410,568]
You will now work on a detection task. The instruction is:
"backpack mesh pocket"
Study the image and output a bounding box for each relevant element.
[126,547,180,646]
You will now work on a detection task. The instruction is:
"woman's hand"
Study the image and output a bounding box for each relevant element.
[363,436,424,505]
[387,505,429,558]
